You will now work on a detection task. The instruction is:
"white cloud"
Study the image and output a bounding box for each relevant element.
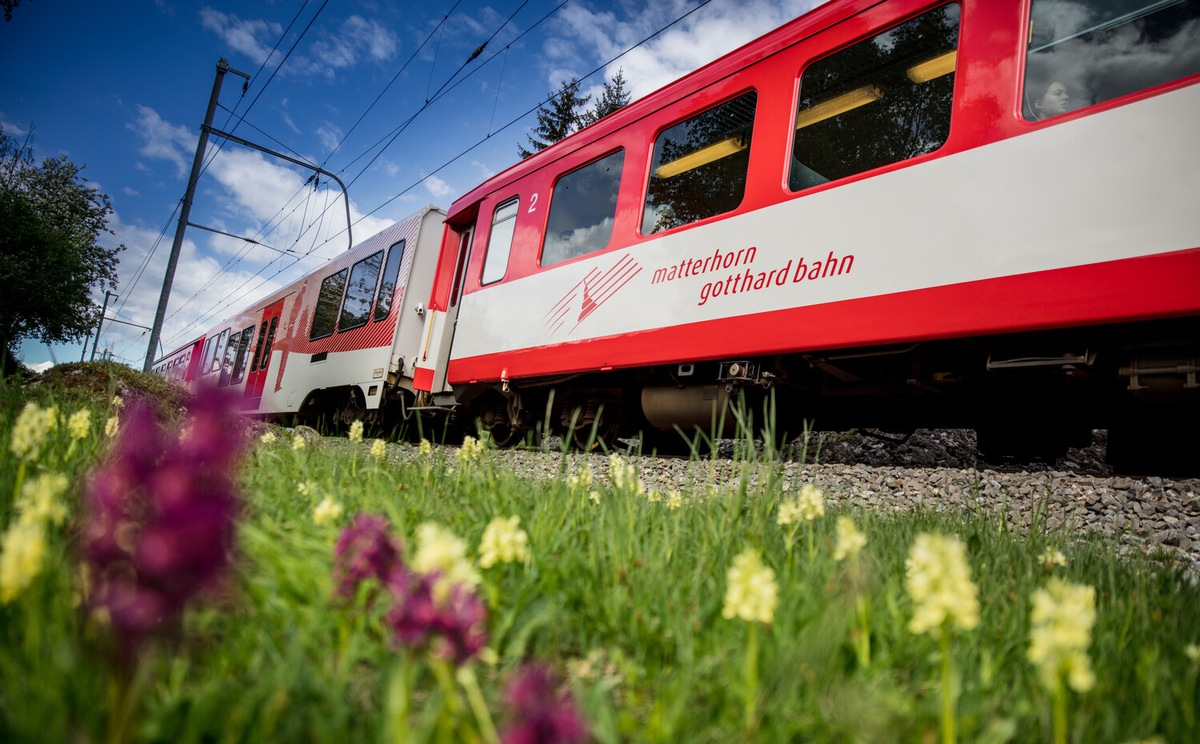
[424,174,453,198]
[545,0,827,100]
[296,15,399,79]
[316,123,343,153]
[199,7,283,67]
[128,105,194,178]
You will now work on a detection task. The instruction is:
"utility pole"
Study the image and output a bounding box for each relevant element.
[143,58,249,372]
[85,290,118,363]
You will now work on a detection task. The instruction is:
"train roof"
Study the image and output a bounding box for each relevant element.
[445,0,875,220]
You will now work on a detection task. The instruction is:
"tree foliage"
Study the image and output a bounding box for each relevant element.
[2,0,28,22]
[0,127,122,371]
[518,70,634,159]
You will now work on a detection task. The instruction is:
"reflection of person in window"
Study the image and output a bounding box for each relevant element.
[1029,80,1071,119]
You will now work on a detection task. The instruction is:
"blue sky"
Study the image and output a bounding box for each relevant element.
[2,0,822,371]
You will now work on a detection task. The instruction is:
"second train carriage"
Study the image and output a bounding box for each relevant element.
[159,206,446,426]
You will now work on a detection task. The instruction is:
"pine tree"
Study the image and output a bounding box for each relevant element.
[581,68,633,127]
[518,78,591,159]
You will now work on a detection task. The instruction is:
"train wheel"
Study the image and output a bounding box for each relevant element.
[567,406,620,452]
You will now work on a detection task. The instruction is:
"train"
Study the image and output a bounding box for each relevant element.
[154,0,1200,473]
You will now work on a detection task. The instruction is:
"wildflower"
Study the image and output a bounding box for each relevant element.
[722,548,778,625]
[9,401,54,460]
[419,438,433,456]
[348,420,364,443]
[333,514,405,602]
[905,533,980,636]
[81,389,244,652]
[370,438,386,459]
[500,664,589,744]
[291,434,306,450]
[478,516,529,568]
[666,490,684,509]
[645,488,663,504]
[68,408,93,440]
[1028,578,1096,694]
[457,435,485,465]
[259,431,277,444]
[111,395,123,409]
[20,473,69,526]
[0,519,48,604]
[567,465,593,493]
[1039,547,1068,568]
[833,516,867,561]
[1187,643,1200,664]
[313,497,344,526]
[607,453,645,495]
[297,481,317,496]
[386,572,488,665]
[588,490,601,505]
[104,415,120,438]
[412,522,480,598]
[777,484,825,525]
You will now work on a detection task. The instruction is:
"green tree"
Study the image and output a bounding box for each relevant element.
[2,0,28,22]
[0,127,122,373]
[518,78,591,159]
[580,68,633,127]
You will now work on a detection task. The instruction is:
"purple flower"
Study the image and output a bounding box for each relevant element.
[82,389,244,654]
[500,665,589,744]
[385,571,488,665]
[333,514,405,602]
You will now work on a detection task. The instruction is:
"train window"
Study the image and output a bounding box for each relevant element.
[643,92,758,235]
[481,198,519,285]
[250,319,269,372]
[259,316,280,371]
[310,269,348,340]
[373,240,406,322]
[790,4,960,191]
[541,150,624,267]
[339,251,383,333]
[230,324,254,384]
[1024,0,1200,121]
[207,329,229,375]
[219,329,241,386]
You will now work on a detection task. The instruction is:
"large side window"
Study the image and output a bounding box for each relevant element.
[1024,0,1200,121]
[643,92,758,235]
[373,240,406,322]
[219,329,241,386]
[206,329,229,375]
[230,323,255,384]
[790,4,960,192]
[310,269,348,340]
[258,316,280,372]
[482,198,519,284]
[541,150,624,267]
[339,251,383,332]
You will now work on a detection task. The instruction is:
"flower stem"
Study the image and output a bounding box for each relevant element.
[744,622,760,734]
[457,665,500,744]
[940,629,956,744]
[1053,684,1067,744]
[855,593,871,668]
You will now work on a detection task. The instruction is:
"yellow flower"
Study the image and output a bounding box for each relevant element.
[1028,578,1096,694]
[608,453,645,495]
[419,438,433,456]
[20,473,69,526]
[0,519,48,604]
[666,490,684,510]
[568,465,593,493]
[348,420,364,443]
[413,522,480,599]
[1186,643,1200,664]
[312,497,344,526]
[104,415,120,438]
[833,516,866,561]
[645,489,663,504]
[68,409,92,440]
[478,515,530,568]
[722,548,778,625]
[260,431,277,444]
[370,438,386,459]
[905,533,980,636]
[9,402,54,460]
[457,435,484,464]
[777,484,825,525]
[297,481,317,496]
[292,434,306,451]
[111,395,123,409]
[1039,547,1068,568]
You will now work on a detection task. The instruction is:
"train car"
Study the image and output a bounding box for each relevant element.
[411,0,1200,470]
[152,336,206,385]
[156,206,446,428]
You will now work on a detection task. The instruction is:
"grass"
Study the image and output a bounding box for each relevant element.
[1,364,1198,743]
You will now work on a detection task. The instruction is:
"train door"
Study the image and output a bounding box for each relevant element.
[414,222,474,396]
[244,299,284,409]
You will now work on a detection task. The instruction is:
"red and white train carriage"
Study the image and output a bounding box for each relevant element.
[160,0,1200,471]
